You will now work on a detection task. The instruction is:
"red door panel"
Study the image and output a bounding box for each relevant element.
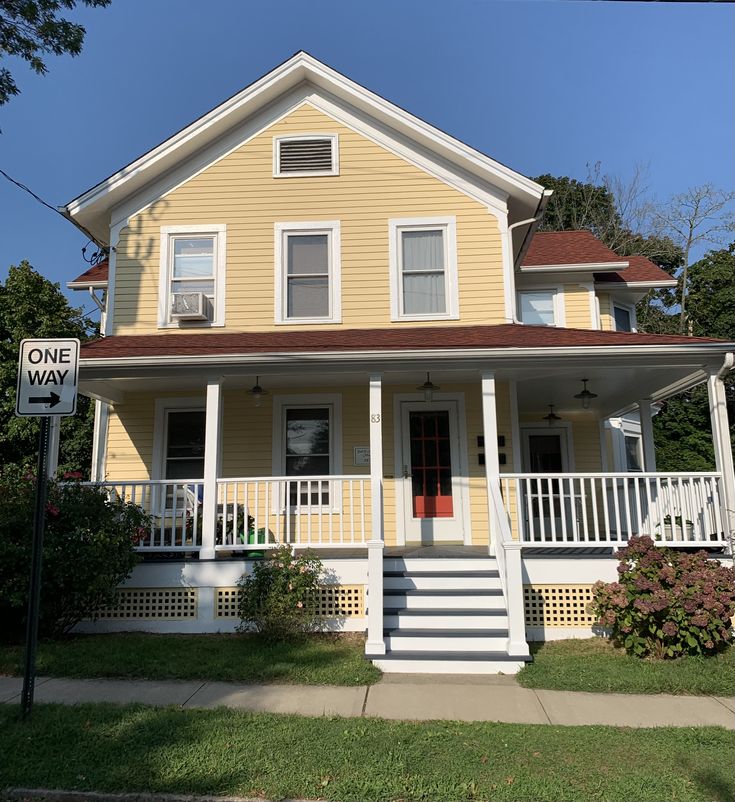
[409,410,454,519]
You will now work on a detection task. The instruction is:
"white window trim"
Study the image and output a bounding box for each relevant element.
[274,221,342,324]
[271,394,343,512]
[158,224,226,328]
[517,287,565,327]
[273,133,340,178]
[152,397,207,481]
[520,423,576,472]
[613,301,637,332]
[389,216,459,322]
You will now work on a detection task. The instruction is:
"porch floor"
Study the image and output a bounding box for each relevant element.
[384,545,490,558]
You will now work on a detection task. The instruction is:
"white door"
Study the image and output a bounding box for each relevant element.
[400,401,465,543]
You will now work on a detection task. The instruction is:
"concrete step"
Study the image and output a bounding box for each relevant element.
[384,609,509,629]
[383,589,506,610]
[383,571,501,591]
[383,557,497,574]
[384,629,509,652]
[372,651,529,675]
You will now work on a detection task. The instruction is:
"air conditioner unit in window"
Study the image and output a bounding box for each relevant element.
[171,292,208,321]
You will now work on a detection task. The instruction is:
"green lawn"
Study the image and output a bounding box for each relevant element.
[0,632,381,686]
[0,704,732,802]
[518,638,735,696]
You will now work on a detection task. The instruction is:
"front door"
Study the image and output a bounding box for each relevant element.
[400,401,465,543]
[521,427,572,541]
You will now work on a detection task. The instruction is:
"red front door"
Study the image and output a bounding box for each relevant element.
[409,410,454,518]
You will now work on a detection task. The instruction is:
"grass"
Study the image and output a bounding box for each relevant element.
[517,638,735,696]
[0,704,733,802]
[0,632,381,686]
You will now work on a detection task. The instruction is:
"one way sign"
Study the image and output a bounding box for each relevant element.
[16,339,80,417]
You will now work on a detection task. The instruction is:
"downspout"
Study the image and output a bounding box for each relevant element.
[717,352,734,380]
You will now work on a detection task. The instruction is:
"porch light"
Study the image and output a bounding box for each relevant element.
[248,376,269,407]
[417,372,440,402]
[543,404,562,426]
[574,378,598,410]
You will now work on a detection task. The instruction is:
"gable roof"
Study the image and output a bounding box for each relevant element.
[62,51,546,243]
[595,254,676,287]
[521,231,625,269]
[67,260,110,289]
[80,324,725,363]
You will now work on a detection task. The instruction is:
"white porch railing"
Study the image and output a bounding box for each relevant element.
[500,472,729,547]
[216,476,369,551]
[80,480,205,551]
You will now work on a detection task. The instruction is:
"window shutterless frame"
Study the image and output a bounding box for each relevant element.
[158,224,226,328]
[613,302,637,332]
[517,288,564,326]
[274,221,341,324]
[389,217,458,321]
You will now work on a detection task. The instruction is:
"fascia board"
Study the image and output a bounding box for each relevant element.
[67,281,108,290]
[594,280,678,290]
[520,261,629,273]
[63,52,543,229]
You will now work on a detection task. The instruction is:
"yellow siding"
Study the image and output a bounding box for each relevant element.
[597,291,614,330]
[563,284,592,329]
[103,381,524,547]
[113,103,504,335]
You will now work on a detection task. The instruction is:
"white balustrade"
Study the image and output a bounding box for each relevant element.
[500,472,727,547]
[215,476,369,550]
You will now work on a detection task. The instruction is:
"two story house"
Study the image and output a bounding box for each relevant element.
[64,53,735,673]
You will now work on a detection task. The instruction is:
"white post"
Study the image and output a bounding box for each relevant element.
[707,373,735,540]
[504,541,530,657]
[46,416,61,479]
[637,398,657,471]
[366,373,385,656]
[201,378,223,560]
[90,399,109,482]
[481,371,501,554]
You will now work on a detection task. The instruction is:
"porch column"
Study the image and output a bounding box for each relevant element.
[480,371,501,555]
[200,378,223,560]
[366,373,386,656]
[637,398,657,472]
[707,372,735,539]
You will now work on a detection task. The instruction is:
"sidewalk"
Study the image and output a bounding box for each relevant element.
[1,674,733,729]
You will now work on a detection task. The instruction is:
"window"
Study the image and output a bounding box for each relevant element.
[389,217,458,321]
[165,410,206,480]
[518,290,558,326]
[614,305,634,332]
[624,435,643,472]
[273,135,339,177]
[275,222,341,324]
[273,395,342,507]
[159,225,226,327]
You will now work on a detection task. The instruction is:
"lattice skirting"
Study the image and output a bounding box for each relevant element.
[523,585,597,627]
[215,585,365,619]
[96,588,198,619]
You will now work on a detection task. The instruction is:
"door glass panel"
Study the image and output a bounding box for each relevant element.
[528,434,563,473]
[409,410,454,519]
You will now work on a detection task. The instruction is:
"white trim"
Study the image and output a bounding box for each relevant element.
[104,219,126,336]
[152,396,206,481]
[91,399,109,481]
[388,216,459,322]
[612,300,637,332]
[157,224,227,329]
[271,393,343,510]
[595,280,678,290]
[392,392,472,547]
[201,379,224,560]
[480,372,500,552]
[274,220,341,324]
[273,133,339,177]
[499,218,515,323]
[517,286,565,327]
[509,380,522,472]
[67,280,108,290]
[520,261,629,273]
[637,399,657,472]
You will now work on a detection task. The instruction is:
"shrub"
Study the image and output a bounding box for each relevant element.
[590,535,735,659]
[0,467,147,641]
[237,546,325,640]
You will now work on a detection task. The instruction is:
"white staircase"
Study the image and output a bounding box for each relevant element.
[371,556,531,674]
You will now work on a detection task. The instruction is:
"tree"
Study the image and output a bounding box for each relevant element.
[649,185,735,334]
[0,0,111,105]
[0,260,96,475]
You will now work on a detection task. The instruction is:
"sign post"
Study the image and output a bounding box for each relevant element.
[15,339,79,719]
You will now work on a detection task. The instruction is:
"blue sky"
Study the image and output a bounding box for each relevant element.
[0,0,733,319]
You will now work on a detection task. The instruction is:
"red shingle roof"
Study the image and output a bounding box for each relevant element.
[595,255,675,285]
[68,260,109,286]
[80,324,724,360]
[522,231,623,267]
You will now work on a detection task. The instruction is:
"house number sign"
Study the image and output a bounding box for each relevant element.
[353,446,371,466]
[371,414,381,423]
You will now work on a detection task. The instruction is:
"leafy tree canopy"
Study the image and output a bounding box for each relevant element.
[0,0,111,105]
[0,260,96,474]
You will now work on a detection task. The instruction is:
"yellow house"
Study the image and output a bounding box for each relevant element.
[64,53,735,673]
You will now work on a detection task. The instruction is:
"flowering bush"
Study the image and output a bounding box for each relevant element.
[590,536,735,659]
[0,467,148,641]
[236,546,324,640]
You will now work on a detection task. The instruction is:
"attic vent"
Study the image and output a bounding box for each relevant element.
[276,135,337,176]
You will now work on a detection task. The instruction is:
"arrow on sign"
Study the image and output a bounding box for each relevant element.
[28,392,61,408]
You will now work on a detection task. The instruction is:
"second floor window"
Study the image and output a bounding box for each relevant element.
[614,305,633,332]
[519,290,556,326]
[275,222,341,324]
[390,217,458,321]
